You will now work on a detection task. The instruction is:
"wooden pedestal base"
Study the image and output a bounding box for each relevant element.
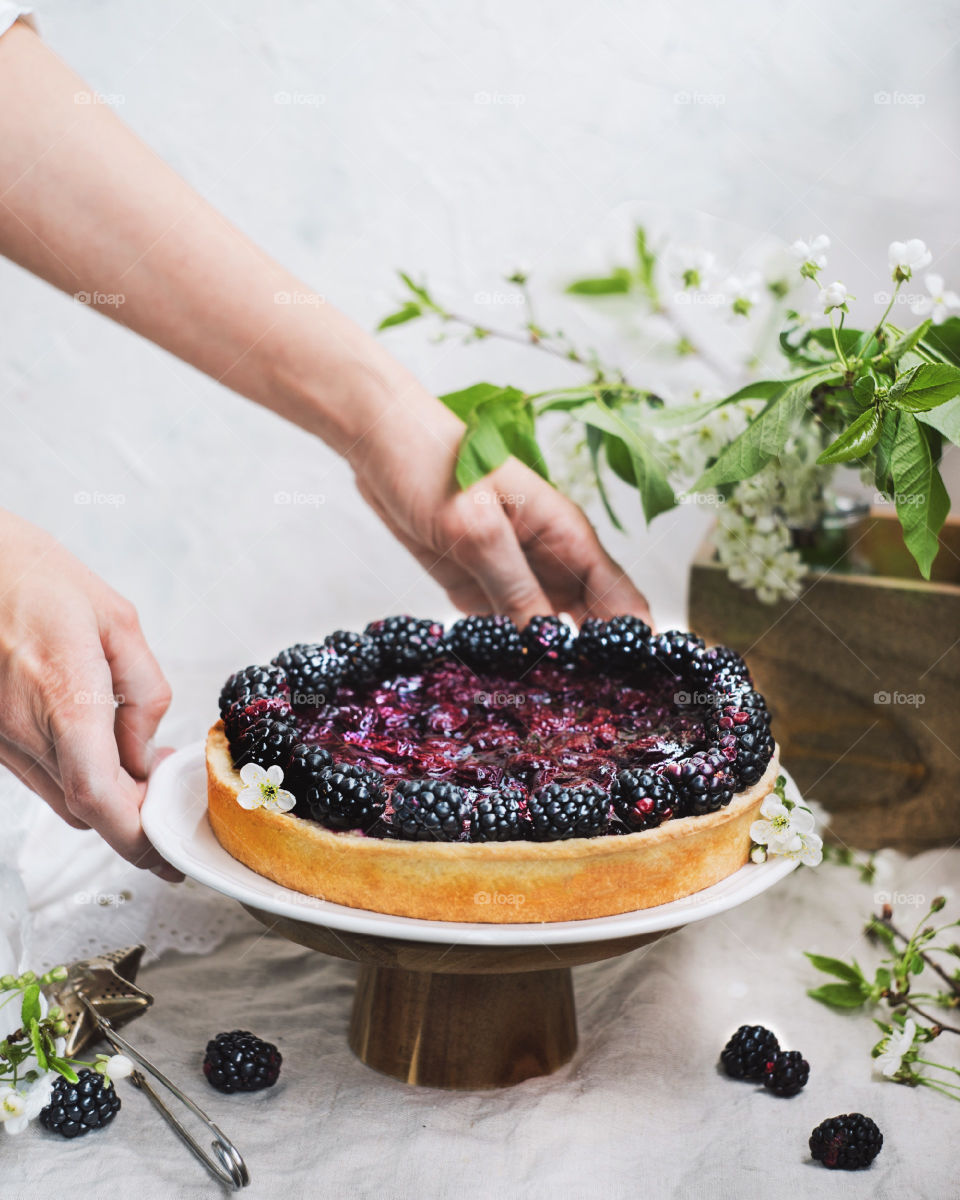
[243,905,673,1090]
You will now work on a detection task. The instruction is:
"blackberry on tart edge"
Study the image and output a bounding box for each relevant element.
[470,787,529,842]
[575,615,652,671]
[528,782,609,841]
[612,769,678,831]
[364,615,445,670]
[323,630,383,685]
[390,779,471,841]
[272,642,347,706]
[230,716,297,772]
[445,614,526,674]
[309,762,387,831]
[218,664,287,719]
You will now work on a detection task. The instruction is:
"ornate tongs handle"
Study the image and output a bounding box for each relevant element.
[79,996,250,1190]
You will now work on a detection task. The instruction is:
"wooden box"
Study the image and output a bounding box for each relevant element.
[688,509,960,851]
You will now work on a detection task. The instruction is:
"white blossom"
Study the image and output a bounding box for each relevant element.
[236,762,296,813]
[910,273,960,325]
[750,844,768,864]
[888,239,932,281]
[876,1018,916,1078]
[722,272,763,317]
[750,794,816,854]
[818,280,848,313]
[0,1073,56,1135]
[106,1054,134,1080]
[670,245,717,291]
[790,234,830,274]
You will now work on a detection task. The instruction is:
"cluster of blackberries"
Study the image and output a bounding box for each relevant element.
[720,1025,882,1171]
[217,614,778,840]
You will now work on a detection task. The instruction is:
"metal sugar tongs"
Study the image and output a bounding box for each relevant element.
[50,945,249,1190]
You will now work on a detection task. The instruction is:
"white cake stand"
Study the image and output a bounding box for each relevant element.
[143,745,802,1089]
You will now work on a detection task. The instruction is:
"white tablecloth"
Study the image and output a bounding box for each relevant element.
[4,847,958,1200]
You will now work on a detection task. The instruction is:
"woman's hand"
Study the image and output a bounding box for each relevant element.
[350,403,652,626]
[0,510,181,879]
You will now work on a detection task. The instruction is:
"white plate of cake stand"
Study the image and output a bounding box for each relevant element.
[143,743,804,1090]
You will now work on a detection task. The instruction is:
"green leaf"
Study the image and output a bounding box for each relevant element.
[818,407,883,464]
[455,405,510,489]
[585,425,623,531]
[807,981,868,1009]
[566,268,632,296]
[884,320,932,365]
[874,409,900,494]
[28,1019,47,1070]
[48,1057,79,1084]
[634,226,658,303]
[875,966,892,991]
[804,952,865,984]
[496,404,551,482]
[575,400,674,521]
[852,375,877,406]
[888,363,960,412]
[376,301,422,331]
[440,382,521,420]
[918,396,960,444]
[866,917,898,951]
[397,271,434,306]
[921,315,960,367]
[891,414,951,578]
[695,368,833,488]
[20,983,41,1028]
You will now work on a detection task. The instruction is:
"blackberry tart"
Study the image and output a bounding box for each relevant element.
[206,615,779,923]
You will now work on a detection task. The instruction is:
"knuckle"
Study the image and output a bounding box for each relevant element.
[110,597,141,635]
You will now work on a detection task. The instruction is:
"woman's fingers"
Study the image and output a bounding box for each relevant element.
[0,739,89,829]
[50,690,181,878]
[98,598,172,780]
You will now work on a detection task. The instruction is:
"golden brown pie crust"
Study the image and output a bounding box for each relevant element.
[205,723,780,923]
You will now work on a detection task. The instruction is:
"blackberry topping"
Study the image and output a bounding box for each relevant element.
[612,769,678,831]
[720,1024,780,1080]
[323,630,383,685]
[809,1113,883,1171]
[665,749,736,816]
[390,779,471,841]
[218,664,286,718]
[283,742,334,819]
[470,787,528,842]
[230,716,297,772]
[528,782,609,841]
[39,1069,121,1138]
[576,616,653,672]
[710,703,775,787]
[647,629,706,677]
[522,615,576,667]
[763,1050,810,1097]
[446,615,525,674]
[202,1030,281,1093]
[223,695,295,745]
[364,615,445,671]
[273,642,346,707]
[684,643,750,694]
[310,762,387,831]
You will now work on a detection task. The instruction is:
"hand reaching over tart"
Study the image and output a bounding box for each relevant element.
[205,615,781,922]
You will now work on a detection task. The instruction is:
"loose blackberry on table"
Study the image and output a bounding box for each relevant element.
[809,1113,883,1170]
[39,1069,121,1138]
[202,1031,282,1093]
[763,1049,809,1096]
[720,1024,780,1080]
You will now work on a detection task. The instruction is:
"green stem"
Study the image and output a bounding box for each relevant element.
[873,280,903,342]
[828,312,848,369]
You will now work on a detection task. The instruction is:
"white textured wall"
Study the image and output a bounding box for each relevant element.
[1,0,958,726]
